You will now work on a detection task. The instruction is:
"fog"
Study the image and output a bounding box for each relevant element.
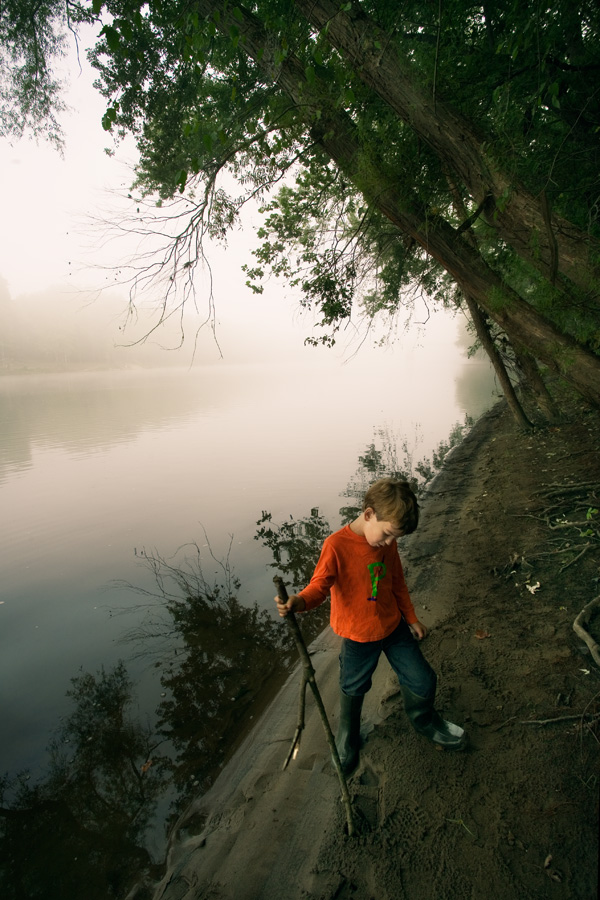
[0,272,487,382]
[0,22,488,380]
[0,249,325,373]
[0,23,479,380]
[0,278,186,371]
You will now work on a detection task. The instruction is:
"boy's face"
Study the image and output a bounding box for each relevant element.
[363,508,403,548]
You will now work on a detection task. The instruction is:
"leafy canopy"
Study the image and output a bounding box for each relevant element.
[2,0,599,368]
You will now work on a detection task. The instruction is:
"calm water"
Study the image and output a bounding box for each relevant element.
[0,326,496,891]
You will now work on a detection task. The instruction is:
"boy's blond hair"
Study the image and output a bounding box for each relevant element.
[362,478,419,535]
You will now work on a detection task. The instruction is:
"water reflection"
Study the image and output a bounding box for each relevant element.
[338,419,472,523]
[0,369,240,484]
[131,544,295,793]
[0,531,331,900]
[255,507,332,592]
[0,662,164,899]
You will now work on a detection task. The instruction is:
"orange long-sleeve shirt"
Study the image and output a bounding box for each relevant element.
[298,525,418,642]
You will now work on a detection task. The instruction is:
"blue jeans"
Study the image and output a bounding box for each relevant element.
[339,619,437,699]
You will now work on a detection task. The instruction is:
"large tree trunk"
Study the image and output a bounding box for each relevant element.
[294,0,600,297]
[194,0,600,404]
[368,180,600,403]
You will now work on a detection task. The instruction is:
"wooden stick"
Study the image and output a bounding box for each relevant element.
[283,674,307,769]
[274,576,355,836]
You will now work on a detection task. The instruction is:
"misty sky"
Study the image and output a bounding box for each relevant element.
[0,25,476,370]
[0,26,302,365]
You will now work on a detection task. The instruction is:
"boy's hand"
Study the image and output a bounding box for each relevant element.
[274,593,306,617]
[409,620,428,641]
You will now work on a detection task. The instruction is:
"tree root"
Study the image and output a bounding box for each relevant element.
[559,542,591,572]
[532,481,599,497]
[573,595,600,668]
[521,712,600,726]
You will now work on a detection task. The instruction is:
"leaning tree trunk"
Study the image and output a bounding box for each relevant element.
[194,0,600,405]
[295,0,600,297]
[362,166,600,405]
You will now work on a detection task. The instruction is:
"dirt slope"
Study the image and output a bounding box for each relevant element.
[145,397,599,900]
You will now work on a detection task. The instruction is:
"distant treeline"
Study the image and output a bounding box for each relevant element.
[0,281,191,373]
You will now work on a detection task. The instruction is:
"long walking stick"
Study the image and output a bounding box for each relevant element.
[274,576,355,836]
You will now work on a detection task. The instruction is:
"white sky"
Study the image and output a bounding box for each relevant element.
[0,26,474,369]
[1,29,129,289]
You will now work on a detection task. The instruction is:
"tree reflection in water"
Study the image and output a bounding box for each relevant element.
[339,428,421,524]
[0,528,330,900]
[0,663,164,899]
[255,506,332,591]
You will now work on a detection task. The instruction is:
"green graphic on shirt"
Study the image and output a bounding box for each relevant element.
[367,561,387,601]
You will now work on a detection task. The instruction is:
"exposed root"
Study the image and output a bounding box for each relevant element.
[573,596,600,668]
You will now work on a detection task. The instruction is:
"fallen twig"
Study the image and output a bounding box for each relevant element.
[549,519,596,530]
[532,545,587,558]
[490,716,516,732]
[521,712,600,726]
[446,816,476,837]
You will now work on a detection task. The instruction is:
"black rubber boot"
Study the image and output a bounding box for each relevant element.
[401,686,466,750]
[335,692,364,774]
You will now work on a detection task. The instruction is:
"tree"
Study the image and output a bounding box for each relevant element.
[297,0,599,292]
[3,0,600,404]
[0,0,70,146]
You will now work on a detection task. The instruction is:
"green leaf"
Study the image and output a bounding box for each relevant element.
[176,169,188,193]
[118,19,133,42]
[101,105,118,132]
[102,25,120,53]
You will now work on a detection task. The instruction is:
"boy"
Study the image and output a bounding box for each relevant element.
[275,478,465,774]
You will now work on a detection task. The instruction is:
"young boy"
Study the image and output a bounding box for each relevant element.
[275,478,465,774]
